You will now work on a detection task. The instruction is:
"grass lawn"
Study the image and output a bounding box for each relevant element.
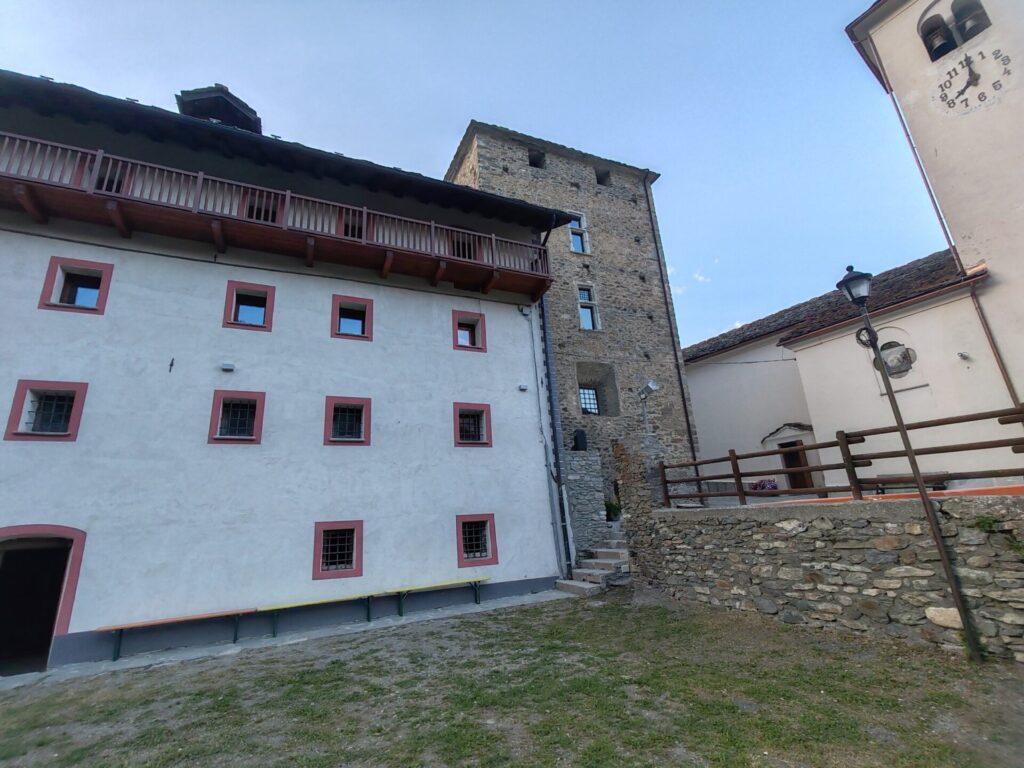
[1,586,1022,767]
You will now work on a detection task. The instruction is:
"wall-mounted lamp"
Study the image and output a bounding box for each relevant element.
[221,362,235,372]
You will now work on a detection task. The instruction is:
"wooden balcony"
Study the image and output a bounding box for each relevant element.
[0,132,551,299]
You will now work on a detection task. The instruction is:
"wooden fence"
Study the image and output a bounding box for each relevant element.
[661,406,1024,506]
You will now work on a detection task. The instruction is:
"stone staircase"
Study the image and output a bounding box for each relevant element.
[555,531,630,597]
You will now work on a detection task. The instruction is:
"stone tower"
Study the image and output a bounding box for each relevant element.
[447,122,698,504]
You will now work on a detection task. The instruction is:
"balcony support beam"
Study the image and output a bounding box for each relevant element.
[304,237,315,268]
[380,250,394,279]
[431,259,447,287]
[105,200,131,238]
[482,269,500,295]
[211,219,226,254]
[13,183,47,224]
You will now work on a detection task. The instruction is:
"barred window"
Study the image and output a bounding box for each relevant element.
[568,213,588,254]
[30,392,75,433]
[578,285,599,330]
[459,411,485,443]
[579,387,600,416]
[219,399,257,438]
[320,528,356,572]
[332,404,364,441]
[461,520,489,560]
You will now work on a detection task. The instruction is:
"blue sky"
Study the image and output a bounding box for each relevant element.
[0,0,946,346]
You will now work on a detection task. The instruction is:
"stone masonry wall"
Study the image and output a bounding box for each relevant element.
[626,495,1024,662]
[448,128,697,500]
[564,449,607,554]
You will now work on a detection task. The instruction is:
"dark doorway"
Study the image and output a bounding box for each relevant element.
[779,440,813,490]
[0,540,71,675]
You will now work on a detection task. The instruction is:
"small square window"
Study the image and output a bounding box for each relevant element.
[38,256,115,315]
[223,281,275,332]
[323,396,372,446]
[5,380,89,442]
[454,402,492,447]
[313,521,364,579]
[595,168,611,186]
[332,295,374,341]
[452,310,487,352]
[208,390,265,444]
[528,149,546,169]
[578,285,599,330]
[578,287,593,303]
[570,231,586,253]
[579,387,600,415]
[580,306,597,330]
[456,513,498,567]
[568,212,588,254]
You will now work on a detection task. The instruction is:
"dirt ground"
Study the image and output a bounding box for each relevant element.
[1,586,1022,767]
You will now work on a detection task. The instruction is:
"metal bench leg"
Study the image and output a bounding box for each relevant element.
[398,592,407,617]
[112,629,123,662]
[271,611,279,638]
[366,595,372,622]
[473,582,481,605]
[232,615,240,644]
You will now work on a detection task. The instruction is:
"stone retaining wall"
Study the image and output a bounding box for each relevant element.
[564,450,607,554]
[625,495,1024,662]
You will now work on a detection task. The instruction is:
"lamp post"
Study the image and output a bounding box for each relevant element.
[836,266,983,662]
[639,379,660,433]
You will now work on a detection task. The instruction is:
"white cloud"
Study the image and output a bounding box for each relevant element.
[692,269,711,283]
[667,264,676,276]
[672,285,687,296]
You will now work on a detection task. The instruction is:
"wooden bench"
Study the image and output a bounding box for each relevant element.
[95,577,489,661]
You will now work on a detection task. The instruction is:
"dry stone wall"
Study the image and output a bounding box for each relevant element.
[626,495,1024,662]
[564,450,607,553]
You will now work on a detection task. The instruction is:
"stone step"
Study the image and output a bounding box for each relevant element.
[571,568,609,585]
[605,539,627,548]
[579,557,623,572]
[592,548,629,560]
[555,579,603,597]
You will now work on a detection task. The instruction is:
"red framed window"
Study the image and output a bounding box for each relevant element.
[331,295,374,341]
[38,256,114,315]
[4,380,88,442]
[323,396,372,446]
[452,310,487,352]
[313,520,364,579]
[453,402,492,447]
[223,280,276,332]
[208,390,266,444]
[456,514,498,567]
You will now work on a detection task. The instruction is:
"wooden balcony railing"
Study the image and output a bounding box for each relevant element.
[662,406,1024,506]
[0,132,550,283]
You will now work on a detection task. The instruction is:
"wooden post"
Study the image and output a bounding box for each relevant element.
[281,190,291,229]
[728,449,747,505]
[86,150,104,193]
[192,172,204,213]
[836,430,864,500]
[361,207,368,243]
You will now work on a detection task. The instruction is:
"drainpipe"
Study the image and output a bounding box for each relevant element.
[641,171,702,493]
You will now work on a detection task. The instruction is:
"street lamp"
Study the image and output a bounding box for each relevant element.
[837,266,983,662]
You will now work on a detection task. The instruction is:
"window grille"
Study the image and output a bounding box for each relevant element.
[219,399,257,437]
[29,393,74,433]
[332,405,364,440]
[338,306,367,336]
[578,286,598,330]
[458,410,485,443]
[579,387,600,415]
[461,520,489,560]
[234,293,267,326]
[321,528,356,571]
[60,273,102,308]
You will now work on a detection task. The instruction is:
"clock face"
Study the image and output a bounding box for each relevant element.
[934,47,1014,115]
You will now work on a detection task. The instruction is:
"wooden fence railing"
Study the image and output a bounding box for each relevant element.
[661,406,1024,506]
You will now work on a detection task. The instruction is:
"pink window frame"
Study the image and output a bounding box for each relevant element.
[331,294,374,341]
[38,256,115,315]
[312,520,364,579]
[323,396,372,446]
[4,380,89,442]
[222,280,276,332]
[452,310,487,352]
[453,402,492,447]
[456,513,498,567]
[208,389,266,444]
[0,524,86,636]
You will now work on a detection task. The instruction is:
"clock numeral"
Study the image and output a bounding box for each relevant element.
[993,49,1001,58]
[947,99,956,108]
[993,80,1003,91]
[1004,67,1013,77]
[978,91,987,102]
[960,98,969,108]
[943,79,952,90]
[977,50,986,60]
[1000,55,1012,66]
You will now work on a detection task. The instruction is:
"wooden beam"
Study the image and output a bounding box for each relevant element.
[380,250,394,279]
[305,237,315,268]
[482,269,500,294]
[211,219,226,253]
[12,184,47,224]
[430,259,447,287]
[105,200,131,238]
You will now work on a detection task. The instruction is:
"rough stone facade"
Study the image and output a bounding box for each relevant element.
[564,449,607,553]
[625,493,1024,663]
[447,124,697,502]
